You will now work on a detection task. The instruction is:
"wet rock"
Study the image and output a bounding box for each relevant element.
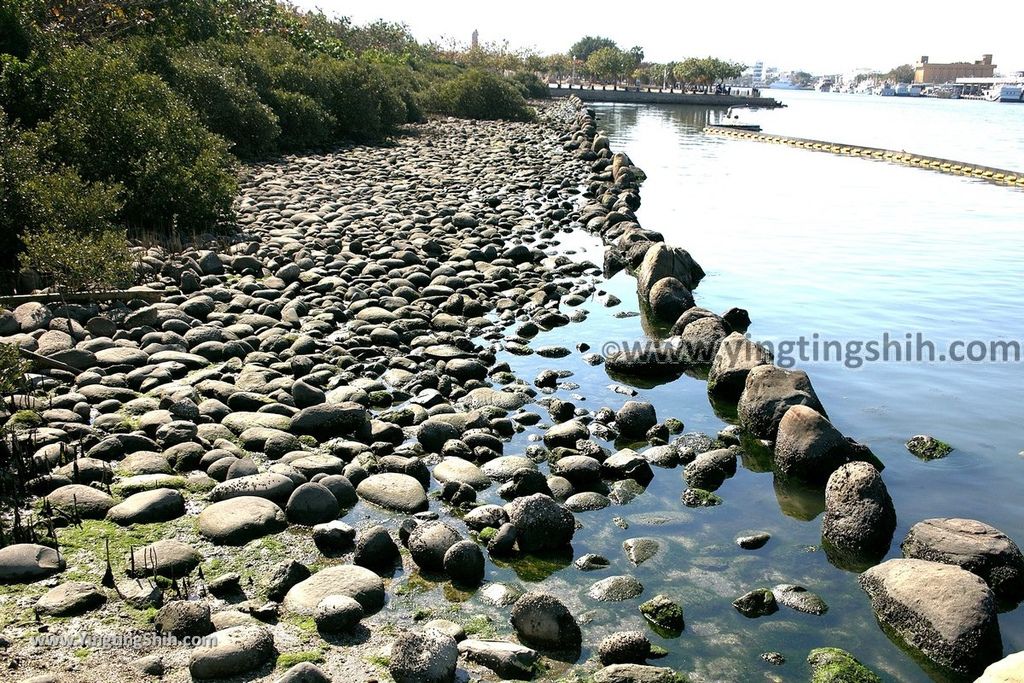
[289,402,367,439]
[425,619,465,642]
[588,575,644,601]
[506,493,575,553]
[313,595,363,634]
[188,625,275,679]
[417,419,462,452]
[543,419,589,449]
[902,518,1024,604]
[732,588,778,618]
[806,648,880,683]
[623,538,662,567]
[602,449,654,483]
[706,333,773,402]
[683,448,737,491]
[210,472,296,507]
[565,491,610,512]
[198,496,288,545]
[615,401,657,439]
[311,520,356,554]
[598,630,651,665]
[388,628,459,683]
[408,521,463,572]
[356,473,428,513]
[860,558,1000,676]
[286,482,340,525]
[444,540,485,585]
[681,488,722,507]
[35,581,105,616]
[510,592,582,653]
[592,664,686,683]
[433,457,490,490]
[575,553,611,571]
[464,505,508,531]
[283,565,385,616]
[775,405,882,483]
[458,639,540,680]
[353,526,400,570]
[737,365,826,441]
[636,243,705,298]
[736,533,771,550]
[773,584,828,615]
[648,277,695,322]
[821,462,896,567]
[639,594,684,634]
[906,434,954,460]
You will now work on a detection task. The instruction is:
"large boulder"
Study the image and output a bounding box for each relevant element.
[604,340,688,379]
[821,462,896,568]
[289,402,367,439]
[510,592,582,653]
[860,558,1002,676]
[35,581,105,616]
[388,629,459,683]
[647,277,694,323]
[106,488,185,525]
[0,544,65,583]
[458,639,540,680]
[737,365,826,440]
[506,493,575,553]
[188,625,276,680]
[356,473,428,513]
[902,518,1024,603]
[635,243,705,298]
[209,472,296,507]
[407,521,463,573]
[282,565,385,616]
[615,401,657,439]
[198,497,288,545]
[707,332,773,402]
[285,482,339,525]
[774,405,882,484]
[45,484,115,519]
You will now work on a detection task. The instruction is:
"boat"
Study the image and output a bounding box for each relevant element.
[766,77,811,91]
[988,84,1024,102]
[713,108,762,132]
[878,84,895,96]
[894,83,923,97]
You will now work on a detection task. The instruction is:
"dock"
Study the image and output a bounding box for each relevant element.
[705,126,1024,188]
[548,84,782,109]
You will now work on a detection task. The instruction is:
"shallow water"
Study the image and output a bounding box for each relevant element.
[482,94,1024,680]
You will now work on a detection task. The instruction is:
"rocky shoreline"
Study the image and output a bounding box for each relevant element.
[1,96,1023,683]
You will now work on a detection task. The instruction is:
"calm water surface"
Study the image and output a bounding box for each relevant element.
[489,92,1024,681]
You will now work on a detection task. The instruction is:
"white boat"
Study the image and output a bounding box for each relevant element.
[878,84,895,96]
[767,78,810,90]
[988,84,1024,102]
[894,83,923,97]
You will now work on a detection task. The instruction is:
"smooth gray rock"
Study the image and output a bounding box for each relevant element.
[408,521,462,572]
[198,496,287,545]
[35,581,105,616]
[588,575,644,602]
[283,565,385,616]
[313,595,364,633]
[821,462,896,565]
[860,558,1001,676]
[902,518,1024,603]
[737,365,826,440]
[356,473,428,513]
[510,592,582,652]
[775,405,881,483]
[0,544,65,583]
[458,639,540,680]
[106,488,185,525]
[188,625,275,679]
[286,482,339,525]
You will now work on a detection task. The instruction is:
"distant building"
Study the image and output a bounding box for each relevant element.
[914,55,996,83]
[751,61,764,85]
[471,29,479,49]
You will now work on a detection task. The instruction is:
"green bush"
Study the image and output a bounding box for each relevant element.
[511,71,550,99]
[430,69,533,121]
[168,50,280,158]
[0,111,123,269]
[0,343,30,397]
[21,225,135,293]
[27,44,238,229]
[266,88,335,150]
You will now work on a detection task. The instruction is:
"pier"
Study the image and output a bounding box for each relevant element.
[706,126,1024,188]
[548,84,782,108]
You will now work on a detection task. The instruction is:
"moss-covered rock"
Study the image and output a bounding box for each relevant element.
[639,594,684,635]
[905,435,953,460]
[808,647,881,683]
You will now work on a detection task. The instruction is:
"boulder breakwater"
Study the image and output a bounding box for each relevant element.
[0,97,1022,683]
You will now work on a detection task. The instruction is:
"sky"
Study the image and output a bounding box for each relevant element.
[293,0,1024,75]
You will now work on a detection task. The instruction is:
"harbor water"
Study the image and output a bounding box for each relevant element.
[486,91,1024,681]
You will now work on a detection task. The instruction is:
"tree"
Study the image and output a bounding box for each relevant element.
[792,71,814,87]
[628,46,644,69]
[569,35,617,61]
[586,46,627,86]
[887,64,915,83]
[543,53,571,80]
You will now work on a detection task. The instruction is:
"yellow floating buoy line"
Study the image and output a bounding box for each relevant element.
[705,126,1024,189]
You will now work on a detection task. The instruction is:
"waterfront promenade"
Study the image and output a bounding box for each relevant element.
[548,82,782,108]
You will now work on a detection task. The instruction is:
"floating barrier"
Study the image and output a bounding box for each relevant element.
[705,126,1024,189]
